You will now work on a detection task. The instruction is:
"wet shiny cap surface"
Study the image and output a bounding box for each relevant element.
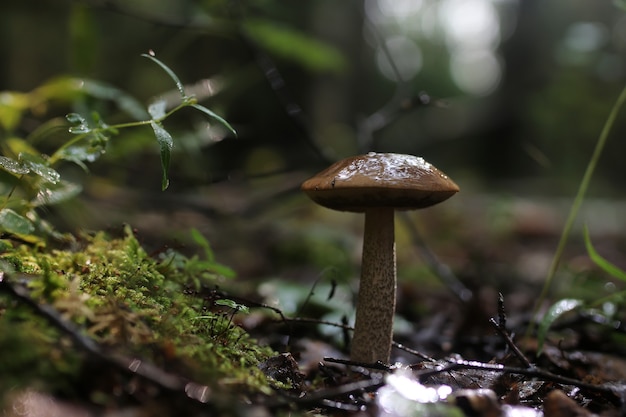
[301,152,459,212]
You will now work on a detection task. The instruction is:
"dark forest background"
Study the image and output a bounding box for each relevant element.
[2,0,626,286]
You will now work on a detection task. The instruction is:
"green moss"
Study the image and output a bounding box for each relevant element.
[0,226,276,399]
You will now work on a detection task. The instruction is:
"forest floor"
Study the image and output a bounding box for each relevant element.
[1,187,626,417]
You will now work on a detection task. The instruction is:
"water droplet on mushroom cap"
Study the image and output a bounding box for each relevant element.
[301,153,459,212]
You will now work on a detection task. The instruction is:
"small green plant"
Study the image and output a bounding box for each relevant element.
[537,226,626,354]
[0,53,236,243]
[528,82,626,341]
[156,228,236,290]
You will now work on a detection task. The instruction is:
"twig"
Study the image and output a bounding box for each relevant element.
[399,212,472,302]
[489,293,533,368]
[391,342,437,362]
[278,316,435,361]
[265,377,384,409]
[429,359,619,397]
[323,356,391,371]
[356,16,445,152]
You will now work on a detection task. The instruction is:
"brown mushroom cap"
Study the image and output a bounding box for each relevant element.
[301,152,459,212]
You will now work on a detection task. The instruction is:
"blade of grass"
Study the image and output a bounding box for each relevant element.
[527,83,626,338]
[584,224,626,282]
[190,104,237,137]
[142,53,186,99]
[536,298,584,356]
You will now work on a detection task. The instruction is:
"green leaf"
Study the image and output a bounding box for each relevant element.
[59,139,107,170]
[0,155,30,175]
[194,260,236,279]
[33,181,82,206]
[0,92,29,131]
[188,228,236,279]
[190,228,215,262]
[33,77,84,104]
[190,104,237,137]
[584,225,626,282]
[537,298,584,355]
[0,208,34,235]
[614,0,626,11]
[19,153,60,184]
[0,239,13,252]
[216,299,250,313]
[148,99,167,119]
[66,113,91,134]
[150,121,173,190]
[142,53,186,98]
[243,19,348,73]
[65,113,84,124]
[211,263,236,279]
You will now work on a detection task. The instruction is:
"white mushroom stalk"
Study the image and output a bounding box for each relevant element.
[301,152,459,363]
[351,207,396,362]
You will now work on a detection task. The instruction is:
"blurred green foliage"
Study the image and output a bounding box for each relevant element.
[3,0,626,196]
[0,53,234,242]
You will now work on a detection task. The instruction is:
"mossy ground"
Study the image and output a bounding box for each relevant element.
[0,225,277,407]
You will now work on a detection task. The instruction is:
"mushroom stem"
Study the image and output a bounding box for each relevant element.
[350,207,396,363]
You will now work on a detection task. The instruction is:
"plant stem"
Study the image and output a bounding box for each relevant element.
[528,83,626,337]
[48,100,192,165]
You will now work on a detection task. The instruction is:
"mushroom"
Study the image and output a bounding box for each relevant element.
[301,152,459,363]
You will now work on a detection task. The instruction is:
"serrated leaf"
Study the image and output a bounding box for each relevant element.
[537,298,584,355]
[33,181,82,206]
[150,121,173,190]
[584,225,626,283]
[148,99,167,119]
[142,53,186,98]
[0,155,30,175]
[190,104,237,137]
[19,154,60,184]
[0,208,34,235]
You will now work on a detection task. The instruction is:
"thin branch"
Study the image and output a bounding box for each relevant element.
[266,377,384,408]
[423,359,620,397]
[489,317,533,369]
[276,316,435,361]
[356,16,444,152]
[399,212,472,302]
[489,293,533,368]
[323,356,391,371]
